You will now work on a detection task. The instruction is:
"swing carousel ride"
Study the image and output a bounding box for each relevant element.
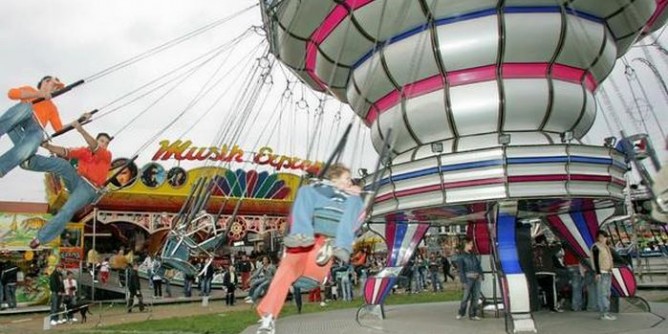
[258,0,668,331]
[1,0,668,330]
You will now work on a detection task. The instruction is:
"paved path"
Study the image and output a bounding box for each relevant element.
[241,301,668,334]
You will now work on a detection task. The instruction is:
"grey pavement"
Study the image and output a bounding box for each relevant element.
[242,301,668,334]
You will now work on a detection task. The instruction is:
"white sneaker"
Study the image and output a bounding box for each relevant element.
[470,316,481,321]
[72,318,78,322]
[245,299,254,304]
[456,315,463,320]
[256,314,275,334]
[601,313,617,320]
[315,240,333,266]
[320,301,327,307]
[50,320,58,326]
[58,319,67,324]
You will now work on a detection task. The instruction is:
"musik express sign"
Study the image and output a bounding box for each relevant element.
[151,140,324,174]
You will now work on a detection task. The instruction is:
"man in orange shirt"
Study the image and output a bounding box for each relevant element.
[22,118,112,248]
[0,76,88,177]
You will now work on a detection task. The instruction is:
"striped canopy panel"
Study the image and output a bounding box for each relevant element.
[262,0,668,220]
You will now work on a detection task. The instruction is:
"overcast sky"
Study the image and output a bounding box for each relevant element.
[0,0,666,202]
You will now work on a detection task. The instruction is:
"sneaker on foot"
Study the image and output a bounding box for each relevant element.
[58,319,67,324]
[283,233,315,248]
[245,299,254,304]
[315,240,333,266]
[257,314,275,334]
[601,313,617,320]
[456,315,463,320]
[470,316,481,321]
[50,320,58,326]
[551,308,564,313]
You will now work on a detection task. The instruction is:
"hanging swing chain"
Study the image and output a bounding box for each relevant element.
[110,40,233,140]
[95,28,254,119]
[621,57,654,137]
[84,4,258,83]
[129,41,268,157]
[175,42,267,140]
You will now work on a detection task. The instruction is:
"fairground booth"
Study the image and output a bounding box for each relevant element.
[0,139,323,306]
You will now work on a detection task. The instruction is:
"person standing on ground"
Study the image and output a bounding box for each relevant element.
[223,266,239,306]
[428,253,443,292]
[200,261,214,297]
[563,247,584,311]
[592,231,616,321]
[532,235,563,312]
[62,271,78,322]
[99,257,110,284]
[1,261,18,309]
[49,264,65,326]
[0,259,5,310]
[441,252,455,283]
[127,262,145,313]
[456,237,483,320]
[86,248,100,283]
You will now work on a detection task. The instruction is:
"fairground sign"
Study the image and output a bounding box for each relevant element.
[151,140,324,174]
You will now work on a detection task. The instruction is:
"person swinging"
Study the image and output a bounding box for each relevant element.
[0,76,89,178]
[23,118,112,248]
[255,163,364,334]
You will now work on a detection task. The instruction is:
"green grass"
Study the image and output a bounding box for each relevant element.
[75,291,461,334]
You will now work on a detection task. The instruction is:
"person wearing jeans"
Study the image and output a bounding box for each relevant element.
[0,76,66,178]
[592,231,615,320]
[339,264,353,301]
[24,119,110,248]
[456,237,483,320]
[49,265,65,325]
[0,104,43,178]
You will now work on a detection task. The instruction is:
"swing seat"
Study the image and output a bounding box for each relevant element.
[160,235,199,276]
[293,276,323,291]
[199,233,226,251]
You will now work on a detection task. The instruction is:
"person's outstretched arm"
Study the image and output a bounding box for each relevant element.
[71,114,96,151]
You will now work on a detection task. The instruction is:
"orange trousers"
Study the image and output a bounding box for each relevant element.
[257,237,332,318]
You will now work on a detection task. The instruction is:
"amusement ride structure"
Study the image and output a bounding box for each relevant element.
[259,0,668,332]
[2,1,668,332]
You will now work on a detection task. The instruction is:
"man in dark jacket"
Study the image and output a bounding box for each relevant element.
[127,262,145,313]
[0,259,5,310]
[49,265,65,325]
[532,235,563,312]
[223,266,239,306]
[456,237,483,320]
[441,253,455,283]
[2,261,18,309]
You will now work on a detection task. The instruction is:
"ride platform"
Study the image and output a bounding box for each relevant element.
[241,301,668,334]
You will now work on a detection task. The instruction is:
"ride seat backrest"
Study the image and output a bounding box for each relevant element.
[162,257,199,277]
[293,276,322,291]
[161,236,199,276]
[199,233,226,252]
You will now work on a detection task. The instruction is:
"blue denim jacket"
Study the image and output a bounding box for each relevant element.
[456,252,483,282]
